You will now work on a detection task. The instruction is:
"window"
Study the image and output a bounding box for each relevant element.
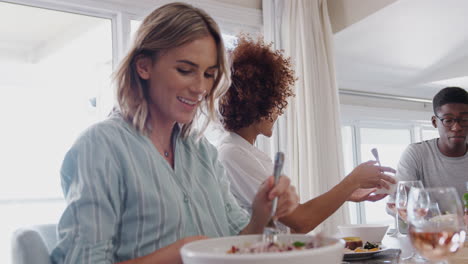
[342,125,413,227]
[0,2,112,263]
[130,19,141,40]
[342,119,438,227]
[342,125,411,225]
[422,127,439,140]
[359,127,411,225]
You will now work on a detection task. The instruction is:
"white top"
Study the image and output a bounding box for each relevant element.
[218,132,290,232]
[217,132,273,214]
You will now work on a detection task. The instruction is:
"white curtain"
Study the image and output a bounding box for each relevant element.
[263,0,349,235]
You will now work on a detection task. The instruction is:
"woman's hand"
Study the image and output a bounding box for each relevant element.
[245,175,299,233]
[345,160,396,190]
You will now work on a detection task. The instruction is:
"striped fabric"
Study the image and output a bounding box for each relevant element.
[51,114,249,263]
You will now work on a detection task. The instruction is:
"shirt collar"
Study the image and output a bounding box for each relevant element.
[226,132,255,149]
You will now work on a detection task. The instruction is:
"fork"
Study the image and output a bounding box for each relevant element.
[371,148,381,166]
[262,152,284,245]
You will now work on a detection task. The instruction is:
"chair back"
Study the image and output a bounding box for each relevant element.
[11,224,57,264]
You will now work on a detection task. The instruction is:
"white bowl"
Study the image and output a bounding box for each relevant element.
[181,234,345,264]
[338,224,389,243]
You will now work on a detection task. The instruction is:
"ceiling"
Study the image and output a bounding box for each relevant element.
[333,0,468,99]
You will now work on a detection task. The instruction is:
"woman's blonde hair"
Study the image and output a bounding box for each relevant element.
[114,2,230,138]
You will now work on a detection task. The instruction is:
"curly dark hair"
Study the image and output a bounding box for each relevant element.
[219,34,296,131]
[433,87,468,114]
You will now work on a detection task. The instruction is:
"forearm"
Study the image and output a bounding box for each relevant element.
[280,177,359,233]
[116,243,182,264]
[117,236,207,264]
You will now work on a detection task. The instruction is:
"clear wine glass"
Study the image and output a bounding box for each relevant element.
[395,180,425,261]
[407,187,467,264]
[386,194,398,237]
[396,181,424,234]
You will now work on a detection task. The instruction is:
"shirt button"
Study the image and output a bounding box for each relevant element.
[183,194,189,203]
[226,203,232,212]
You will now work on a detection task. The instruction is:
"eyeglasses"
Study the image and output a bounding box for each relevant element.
[435,116,468,127]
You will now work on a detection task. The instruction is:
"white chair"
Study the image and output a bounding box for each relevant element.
[11,224,57,264]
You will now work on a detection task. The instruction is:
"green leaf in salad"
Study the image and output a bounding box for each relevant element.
[293,241,306,248]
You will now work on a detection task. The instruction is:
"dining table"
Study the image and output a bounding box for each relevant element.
[343,232,468,264]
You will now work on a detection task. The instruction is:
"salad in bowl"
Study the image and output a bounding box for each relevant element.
[181,234,345,264]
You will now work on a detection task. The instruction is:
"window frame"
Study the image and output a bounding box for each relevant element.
[345,121,415,224]
[341,108,436,224]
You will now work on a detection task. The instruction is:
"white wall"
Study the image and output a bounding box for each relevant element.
[327,0,397,33]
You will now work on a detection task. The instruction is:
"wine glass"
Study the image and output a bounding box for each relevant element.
[386,193,398,237]
[396,181,424,234]
[395,180,425,261]
[407,187,467,264]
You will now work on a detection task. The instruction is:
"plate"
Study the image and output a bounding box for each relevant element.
[343,247,387,260]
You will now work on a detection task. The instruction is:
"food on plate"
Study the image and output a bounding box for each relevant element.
[343,239,381,253]
[353,247,380,253]
[363,241,379,250]
[343,237,363,250]
[227,240,317,254]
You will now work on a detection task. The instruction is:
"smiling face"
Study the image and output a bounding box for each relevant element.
[432,103,468,153]
[136,35,218,126]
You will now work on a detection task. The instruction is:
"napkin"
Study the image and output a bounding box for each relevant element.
[373,177,398,195]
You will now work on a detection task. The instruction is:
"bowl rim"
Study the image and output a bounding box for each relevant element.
[338,224,389,228]
[181,234,345,259]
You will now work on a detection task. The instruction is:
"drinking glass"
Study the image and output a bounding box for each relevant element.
[407,187,467,264]
[386,194,398,237]
[395,180,425,261]
[396,181,424,235]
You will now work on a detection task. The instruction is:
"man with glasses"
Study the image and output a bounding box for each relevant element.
[397,87,468,198]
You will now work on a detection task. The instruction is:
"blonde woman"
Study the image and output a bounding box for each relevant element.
[51,3,298,264]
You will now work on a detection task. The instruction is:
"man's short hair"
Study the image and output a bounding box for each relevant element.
[432,87,468,114]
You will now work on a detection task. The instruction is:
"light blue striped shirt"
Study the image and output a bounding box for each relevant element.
[51,114,249,263]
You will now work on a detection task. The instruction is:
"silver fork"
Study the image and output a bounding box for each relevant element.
[262,152,284,245]
[371,148,381,166]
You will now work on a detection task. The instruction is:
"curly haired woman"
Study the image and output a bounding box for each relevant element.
[217,34,396,233]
